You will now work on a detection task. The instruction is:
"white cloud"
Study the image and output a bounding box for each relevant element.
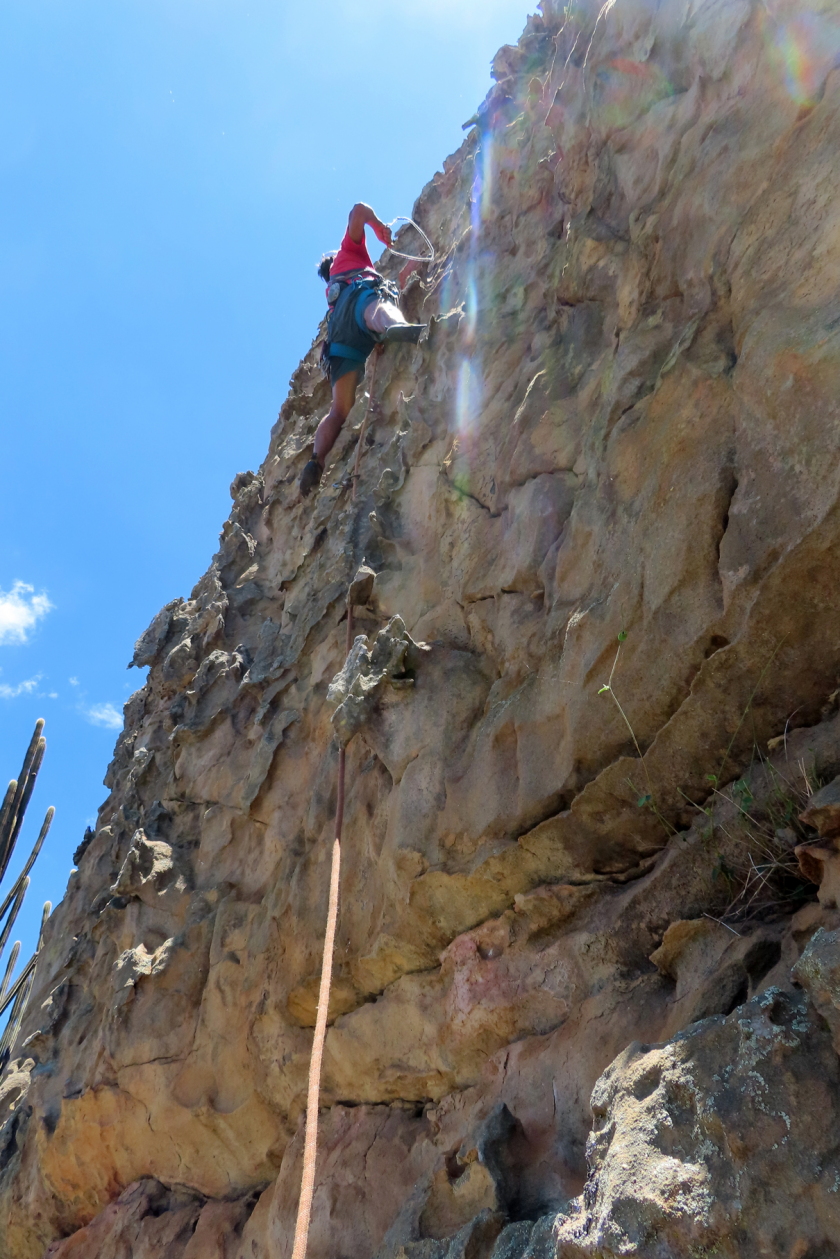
[0,581,53,646]
[0,675,42,699]
[86,702,124,731]
[47,692,58,699]
[69,676,79,687]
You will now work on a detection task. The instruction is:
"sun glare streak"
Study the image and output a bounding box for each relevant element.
[777,20,821,104]
[480,132,495,222]
[765,13,840,106]
[465,275,478,342]
[454,123,493,456]
[470,159,482,240]
[456,358,482,439]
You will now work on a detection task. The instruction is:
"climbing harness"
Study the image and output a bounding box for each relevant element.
[290,350,382,1259]
[318,218,432,379]
[385,216,436,263]
[320,275,401,378]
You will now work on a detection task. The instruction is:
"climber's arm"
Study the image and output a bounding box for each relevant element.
[347,203,393,248]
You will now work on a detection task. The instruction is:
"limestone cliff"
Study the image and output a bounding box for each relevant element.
[5,1,840,1255]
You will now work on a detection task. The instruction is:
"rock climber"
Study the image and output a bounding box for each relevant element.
[299,203,426,497]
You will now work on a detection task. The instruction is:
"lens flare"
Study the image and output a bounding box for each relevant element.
[440,268,453,316]
[456,123,500,463]
[470,125,497,246]
[456,358,482,438]
[777,21,819,104]
[465,274,478,342]
[480,133,495,223]
[593,58,675,130]
[470,150,482,240]
[766,13,840,106]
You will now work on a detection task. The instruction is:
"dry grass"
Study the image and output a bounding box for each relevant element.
[706,757,818,926]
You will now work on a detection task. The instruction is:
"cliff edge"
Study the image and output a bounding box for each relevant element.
[4,1,840,1255]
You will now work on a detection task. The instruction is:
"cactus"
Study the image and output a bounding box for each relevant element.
[0,952,37,1019]
[0,806,53,924]
[0,723,54,1069]
[0,782,17,860]
[0,902,50,1070]
[0,878,29,961]
[0,721,46,880]
[0,943,20,1004]
[0,969,32,1061]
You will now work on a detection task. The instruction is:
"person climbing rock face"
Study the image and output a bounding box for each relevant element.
[299,203,426,498]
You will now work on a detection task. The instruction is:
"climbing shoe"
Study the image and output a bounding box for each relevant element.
[382,323,426,345]
[299,457,323,498]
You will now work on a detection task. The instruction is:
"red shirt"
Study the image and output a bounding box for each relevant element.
[330,227,375,280]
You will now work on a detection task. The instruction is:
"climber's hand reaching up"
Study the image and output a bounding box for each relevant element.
[374,222,393,248]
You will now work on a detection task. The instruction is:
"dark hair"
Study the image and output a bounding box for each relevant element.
[317,252,336,283]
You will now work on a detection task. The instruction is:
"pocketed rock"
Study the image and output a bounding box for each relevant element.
[43,1180,254,1259]
[327,616,430,748]
[7,0,840,1255]
[547,985,840,1258]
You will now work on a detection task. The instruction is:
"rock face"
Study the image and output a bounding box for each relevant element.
[5,0,840,1254]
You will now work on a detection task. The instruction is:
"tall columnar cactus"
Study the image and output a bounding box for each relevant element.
[0,721,53,1067]
[0,719,46,880]
[0,902,51,1064]
[0,943,20,1004]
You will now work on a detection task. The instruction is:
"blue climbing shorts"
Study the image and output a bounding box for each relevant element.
[329,356,363,385]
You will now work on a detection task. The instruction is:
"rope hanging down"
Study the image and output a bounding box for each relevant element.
[385,216,435,263]
[290,349,382,1259]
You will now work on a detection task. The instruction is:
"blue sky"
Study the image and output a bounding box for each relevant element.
[0,0,532,982]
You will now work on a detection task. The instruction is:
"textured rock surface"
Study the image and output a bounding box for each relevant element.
[552,979,840,1257]
[5,0,840,1254]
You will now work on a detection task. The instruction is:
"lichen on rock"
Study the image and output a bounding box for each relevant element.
[551,981,840,1258]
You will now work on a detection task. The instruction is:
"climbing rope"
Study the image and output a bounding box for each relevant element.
[290,349,382,1259]
[385,216,435,263]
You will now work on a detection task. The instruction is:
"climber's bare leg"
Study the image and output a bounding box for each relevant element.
[364,300,425,344]
[299,348,388,498]
[314,371,360,465]
[363,298,407,334]
[300,371,360,498]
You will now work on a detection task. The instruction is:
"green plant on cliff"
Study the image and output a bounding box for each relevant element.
[598,631,675,837]
[689,640,818,923]
[598,633,819,919]
[710,758,817,925]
